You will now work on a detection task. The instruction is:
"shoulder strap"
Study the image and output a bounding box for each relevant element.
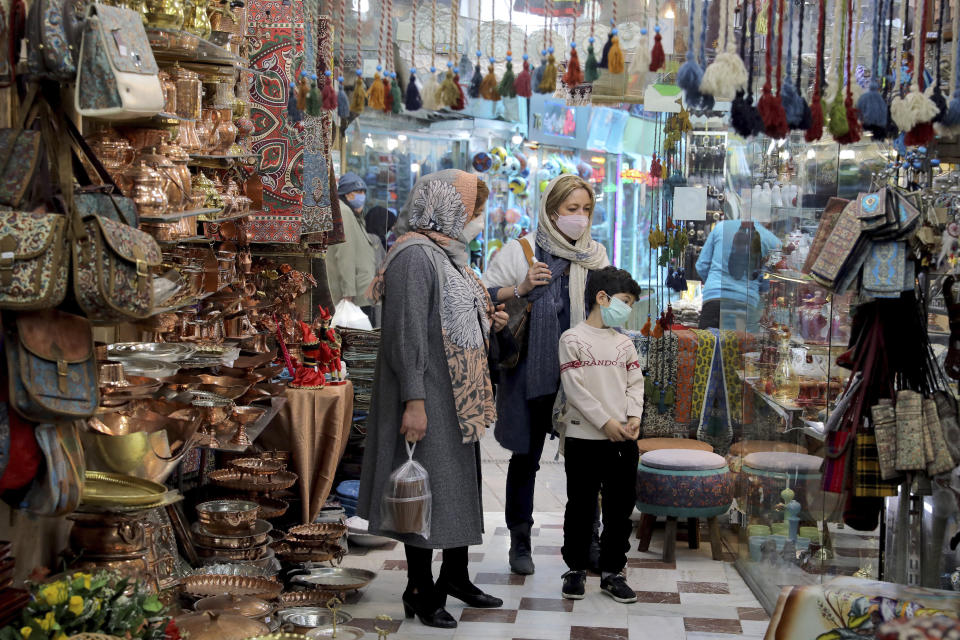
[519,235,535,267]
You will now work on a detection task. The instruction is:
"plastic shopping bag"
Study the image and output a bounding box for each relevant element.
[381,442,431,538]
[333,299,372,330]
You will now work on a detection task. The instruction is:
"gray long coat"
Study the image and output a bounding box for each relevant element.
[356,246,484,549]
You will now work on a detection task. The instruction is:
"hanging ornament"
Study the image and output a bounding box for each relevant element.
[538,0,557,92]
[649,0,665,72]
[452,71,467,109]
[782,0,810,128]
[348,0,367,114]
[480,0,500,99]
[441,61,461,107]
[514,0,533,97]
[405,0,422,110]
[385,0,401,113]
[731,0,763,137]
[894,0,939,142]
[469,0,483,98]
[422,0,441,110]
[534,6,548,91]
[678,0,704,104]
[827,0,850,137]
[296,70,309,112]
[943,0,960,125]
[584,0,599,82]
[858,0,888,130]
[367,5,387,110]
[701,0,746,99]
[562,9,583,88]
[805,0,827,141]
[288,80,303,122]
[834,0,862,143]
[499,2,517,96]
[439,1,462,109]
[758,0,788,138]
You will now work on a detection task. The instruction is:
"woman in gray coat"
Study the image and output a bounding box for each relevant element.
[358,170,508,629]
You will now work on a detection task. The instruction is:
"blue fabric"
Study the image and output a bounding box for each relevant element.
[695,220,781,305]
[525,245,572,400]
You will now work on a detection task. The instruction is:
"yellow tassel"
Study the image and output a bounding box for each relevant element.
[480,65,500,101]
[439,71,460,107]
[608,36,625,74]
[538,54,557,93]
[367,72,385,110]
[349,77,367,113]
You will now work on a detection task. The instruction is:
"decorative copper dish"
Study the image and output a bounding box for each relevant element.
[194,541,269,561]
[189,563,274,579]
[287,523,347,544]
[231,496,288,520]
[209,469,298,492]
[289,568,375,592]
[269,541,343,565]
[276,591,342,608]
[180,574,282,599]
[195,593,273,618]
[196,499,259,533]
[191,520,272,548]
[229,458,285,476]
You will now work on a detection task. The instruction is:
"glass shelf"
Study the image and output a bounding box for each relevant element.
[140,207,221,222]
[198,208,260,223]
[147,28,243,67]
[188,153,257,169]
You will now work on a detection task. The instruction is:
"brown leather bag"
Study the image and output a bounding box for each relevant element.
[499,237,536,370]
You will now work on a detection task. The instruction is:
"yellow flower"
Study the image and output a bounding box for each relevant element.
[68,596,83,616]
[20,627,32,638]
[53,634,66,640]
[36,612,56,632]
[39,582,67,606]
[71,573,91,590]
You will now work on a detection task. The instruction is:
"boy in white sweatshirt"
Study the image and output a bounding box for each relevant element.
[557,266,644,603]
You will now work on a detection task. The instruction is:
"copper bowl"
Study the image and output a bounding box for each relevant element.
[194,541,270,561]
[197,499,259,534]
[160,374,203,391]
[191,519,272,548]
[269,541,344,565]
[287,523,347,546]
[181,574,282,599]
[230,457,282,476]
[68,512,153,555]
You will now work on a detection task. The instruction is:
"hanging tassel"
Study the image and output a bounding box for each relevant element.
[538,52,557,93]
[759,91,788,138]
[858,81,888,132]
[306,78,322,116]
[650,154,662,178]
[288,81,303,122]
[337,77,351,119]
[320,72,336,112]
[458,53,472,79]
[781,82,806,127]
[731,91,764,137]
[678,56,703,103]
[585,38,599,82]
[700,52,747,100]
[563,44,583,87]
[296,72,309,112]
[905,120,935,145]
[607,34,625,74]
[500,57,517,97]
[480,61,501,100]
[931,86,948,122]
[533,52,547,91]
[452,73,467,110]
[422,68,442,110]
[649,27,665,72]
[390,73,403,113]
[367,71,385,110]
[349,72,367,114]
[828,90,850,138]
[515,56,533,97]
[405,70,422,111]
[440,68,460,107]
[835,97,862,143]
[599,32,613,68]
[640,316,652,336]
[381,74,393,112]
[469,54,483,98]
[892,90,939,132]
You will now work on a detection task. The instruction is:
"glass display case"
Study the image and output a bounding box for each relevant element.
[712,135,889,613]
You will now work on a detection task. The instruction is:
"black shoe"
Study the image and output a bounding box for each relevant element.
[561,570,586,600]
[509,524,535,575]
[600,573,638,603]
[438,580,504,608]
[402,588,457,629]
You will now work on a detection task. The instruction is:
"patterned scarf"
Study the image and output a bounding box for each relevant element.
[526,176,609,400]
[367,170,496,443]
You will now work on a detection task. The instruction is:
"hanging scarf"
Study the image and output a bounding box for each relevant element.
[367,170,496,443]
[526,176,609,399]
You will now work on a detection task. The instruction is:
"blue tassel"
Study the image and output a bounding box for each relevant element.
[677,59,703,99]
[944,91,960,126]
[858,91,888,131]
[533,55,546,93]
[469,64,483,98]
[337,81,350,119]
[287,81,303,123]
[781,82,805,128]
[405,71,422,111]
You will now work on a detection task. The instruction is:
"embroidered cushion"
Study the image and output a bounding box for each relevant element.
[641,449,727,471]
[743,451,823,473]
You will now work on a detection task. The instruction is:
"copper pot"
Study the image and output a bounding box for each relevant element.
[159,140,192,207]
[124,161,169,217]
[69,513,153,555]
[87,128,137,187]
[173,612,269,640]
[159,70,178,113]
[125,128,169,152]
[177,119,202,153]
[197,499,259,533]
[139,147,184,212]
[172,66,202,119]
[214,107,237,154]
[198,108,219,153]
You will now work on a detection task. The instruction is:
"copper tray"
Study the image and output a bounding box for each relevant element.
[289,568,375,592]
[82,472,169,506]
[180,574,282,599]
[230,496,288,520]
[209,469,298,492]
[269,541,343,564]
[194,541,269,561]
[287,523,347,544]
[229,458,285,476]
[276,591,342,608]
[191,520,273,548]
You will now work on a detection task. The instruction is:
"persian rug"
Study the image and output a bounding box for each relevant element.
[245,0,305,242]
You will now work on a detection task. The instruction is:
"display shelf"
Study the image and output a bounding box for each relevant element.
[188,154,257,169]
[198,208,259,223]
[140,207,221,222]
[764,270,815,285]
[147,28,244,66]
[156,235,215,245]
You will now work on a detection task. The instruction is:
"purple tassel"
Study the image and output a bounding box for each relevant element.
[405,70,422,111]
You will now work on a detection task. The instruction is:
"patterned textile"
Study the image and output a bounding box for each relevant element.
[8,336,98,421]
[854,432,898,498]
[635,462,733,518]
[300,15,337,244]
[368,171,495,444]
[690,328,716,424]
[895,390,925,471]
[0,129,41,208]
[246,0,305,242]
[640,333,680,438]
[698,328,731,454]
[720,330,755,426]
[870,401,900,480]
[0,212,68,310]
[674,329,699,424]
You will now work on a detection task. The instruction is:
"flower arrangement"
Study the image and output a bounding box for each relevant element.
[0,572,173,640]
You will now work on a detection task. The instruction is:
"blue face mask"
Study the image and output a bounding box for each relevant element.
[347,193,366,211]
[600,294,632,327]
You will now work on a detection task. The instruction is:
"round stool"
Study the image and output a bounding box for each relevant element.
[637,437,714,455]
[740,452,840,522]
[726,440,807,474]
[635,449,733,562]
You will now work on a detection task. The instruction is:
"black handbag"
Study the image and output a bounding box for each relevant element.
[499,237,536,370]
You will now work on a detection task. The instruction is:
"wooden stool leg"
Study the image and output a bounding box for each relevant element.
[708,516,723,561]
[687,518,700,549]
[663,517,678,563]
[637,513,656,552]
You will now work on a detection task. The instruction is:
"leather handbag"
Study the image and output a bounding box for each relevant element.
[499,236,537,370]
[75,3,163,120]
[5,309,99,421]
[25,0,78,81]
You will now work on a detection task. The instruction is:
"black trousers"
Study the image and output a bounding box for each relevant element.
[405,544,470,593]
[505,394,556,530]
[699,298,722,329]
[561,437,639,573]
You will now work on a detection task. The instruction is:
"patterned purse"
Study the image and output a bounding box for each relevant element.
[25,0,77,80]
[5,309,98,421]
[862,241,908,298]
[0,87,43,209]
[0,211,70,310]
[74,3,163,120]
[894,390,925,471]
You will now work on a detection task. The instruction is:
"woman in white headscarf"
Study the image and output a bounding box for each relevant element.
[482,174,609,575]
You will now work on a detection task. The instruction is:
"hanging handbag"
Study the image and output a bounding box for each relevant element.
[862,241,908,298]
[74,3,163,120]
[933,390,960,465]
[894,389,925,471]
[0,211,69,310]
[870,400,900,480]
[803,197,849,274]
[854,430,899,498]
[0,86,43,209]
[499,236,537,370]
[5,309,98,422]
[22,422,84,517]
[922,397,955,476]
[25,0,77,80]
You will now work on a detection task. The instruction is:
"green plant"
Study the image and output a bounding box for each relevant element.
[0,572,172,640]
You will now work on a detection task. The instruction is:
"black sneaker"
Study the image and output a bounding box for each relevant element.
[600,574,638,603]
[561,570,586,600]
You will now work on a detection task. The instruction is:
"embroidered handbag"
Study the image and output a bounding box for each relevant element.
[854,431,898,498]
[0,211,70,310]
[22,422,84,517]
[933,390,960,465]
[862,241,908,298]
[72,212,162,323]
[894,389,925,471]
[0,87,43,209]
[25,0,77,80]
[922,397,955,476]
[5,309,98,421]
[74,3,163,120]
[803,197,849,274]
[870,400,900,480]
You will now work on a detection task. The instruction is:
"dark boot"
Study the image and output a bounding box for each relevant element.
[402,586,457,629]
[509,523,535,575]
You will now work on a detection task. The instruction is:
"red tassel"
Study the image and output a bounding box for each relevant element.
[758,89,789,138]
[382,77,393,112]
[805,96,824,142]
[649,33,665,71]
[835,98,862,144]
[905,120,935,146]
[452,74,467,110]
[650,154,662,178]
[515,61,533,97]
[563,47,584,87]
[322,79,337,111]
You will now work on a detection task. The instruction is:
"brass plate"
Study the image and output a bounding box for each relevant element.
[290,568,375,592]
[82,472,169,506]
[181,574,281,599]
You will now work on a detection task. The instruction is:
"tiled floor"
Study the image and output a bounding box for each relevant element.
[331,438,770,639]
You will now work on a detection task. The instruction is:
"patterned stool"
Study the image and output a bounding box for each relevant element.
[726,440,807,475]
[740,452,841,522]
[635,449,733,562]
[637,437,714,455]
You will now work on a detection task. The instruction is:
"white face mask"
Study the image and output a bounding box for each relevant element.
[459,216,485,244]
